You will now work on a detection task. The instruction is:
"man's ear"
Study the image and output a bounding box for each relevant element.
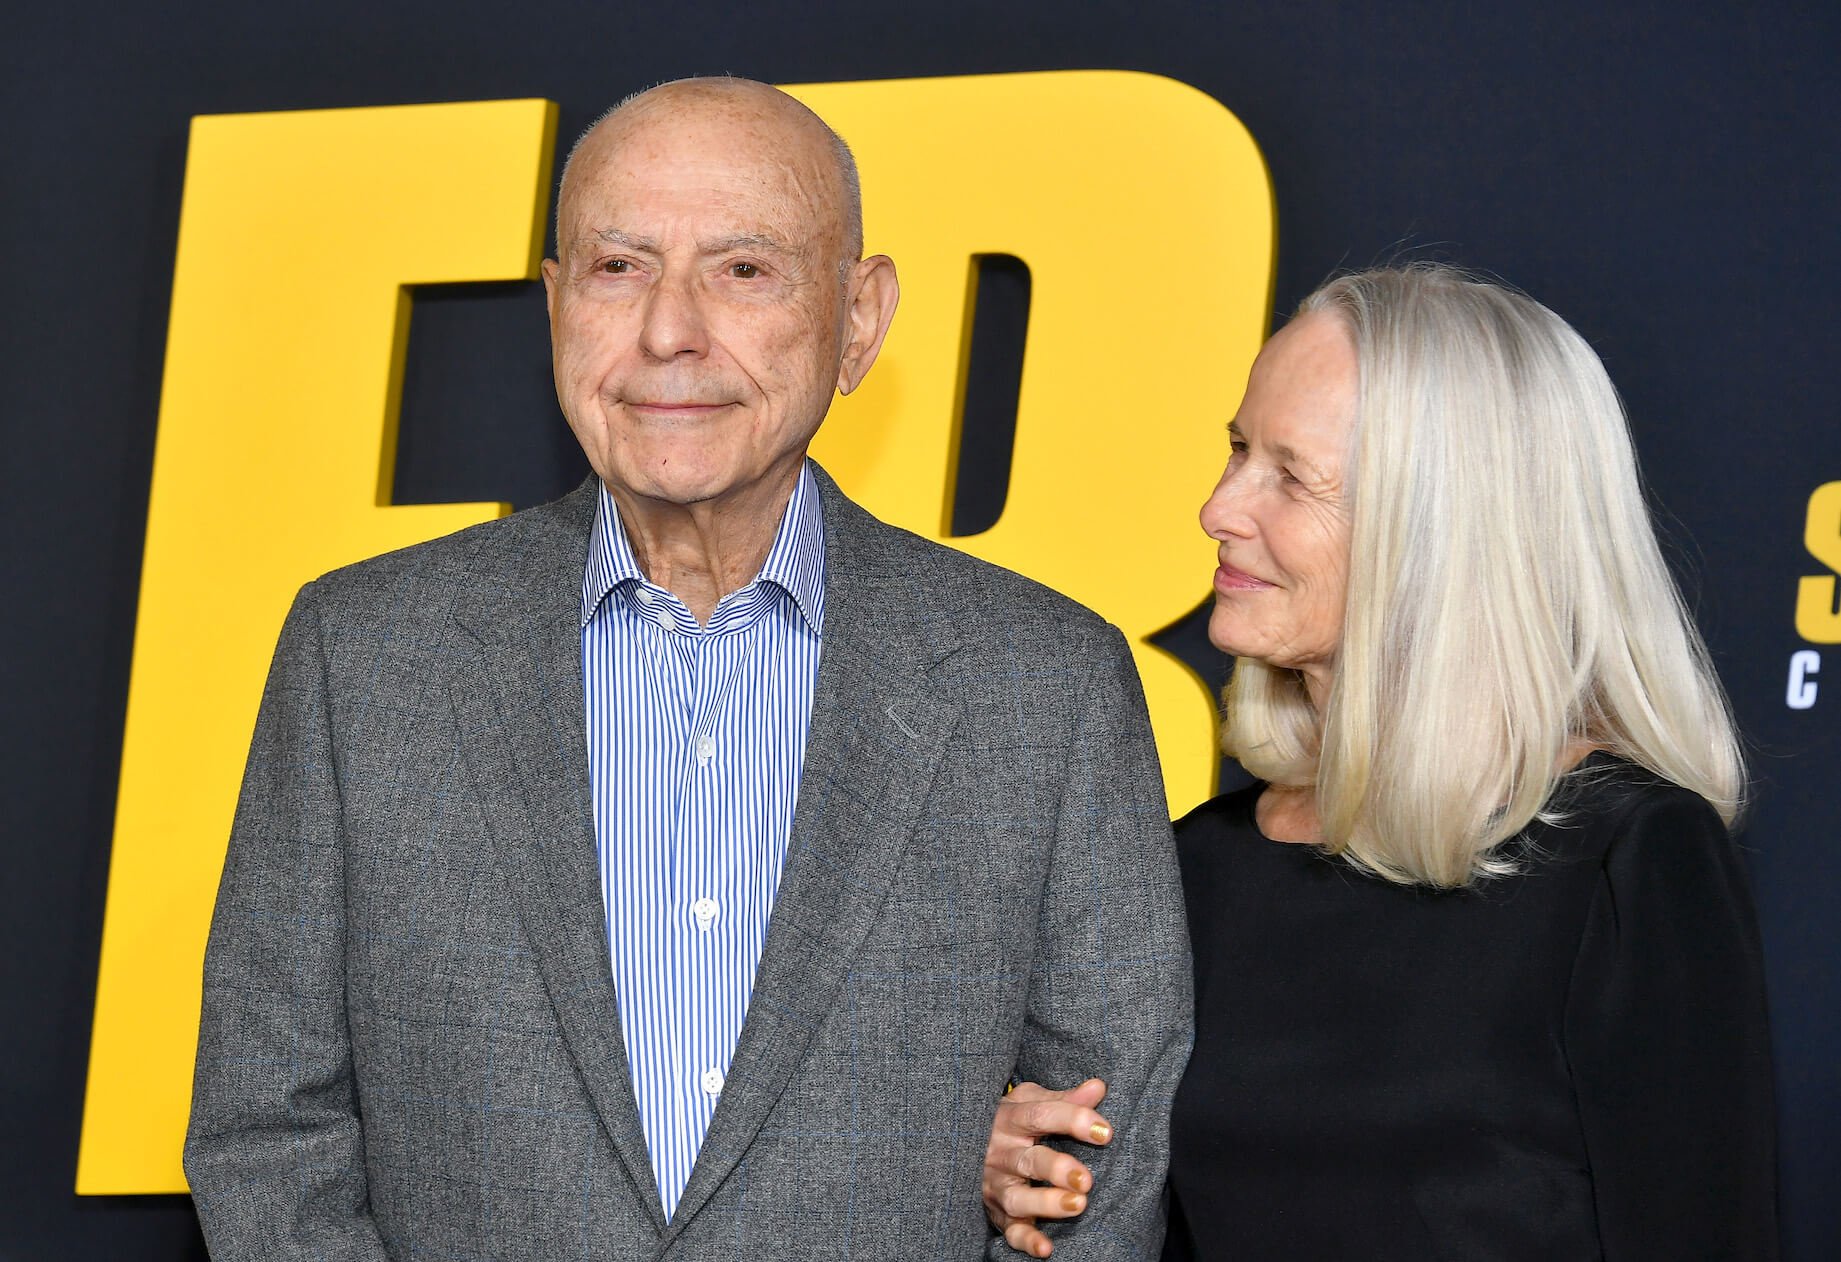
[541,257,560,318]
[837,254,900,396]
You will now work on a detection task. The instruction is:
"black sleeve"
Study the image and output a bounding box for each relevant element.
[1563,786,1779,1261]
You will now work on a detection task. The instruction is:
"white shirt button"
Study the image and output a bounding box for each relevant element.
[636,587,655,606]
[701,1067,725,1095]
[695,734,717,766]
[658,607,677,632]
[692,897,718,930]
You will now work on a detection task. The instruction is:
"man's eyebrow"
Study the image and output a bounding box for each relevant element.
[700,234,796,255]
[581,229,798,257]
[590,228,660,252]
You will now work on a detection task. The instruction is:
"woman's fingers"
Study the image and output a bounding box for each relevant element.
[999,1180,1088,1219]
[1007,1077,1107,1112]
[1011,1141,1093,1192]
[1005,1219,1055,1259]
[1008,1100,1113,1153]
[1005,1079,1111,1144]
[984,1078,1111,1252]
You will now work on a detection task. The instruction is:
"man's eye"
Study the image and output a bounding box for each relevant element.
[730,262,760,278]
[600,259,631,274]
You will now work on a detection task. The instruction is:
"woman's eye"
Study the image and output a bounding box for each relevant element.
[730,262,761,278]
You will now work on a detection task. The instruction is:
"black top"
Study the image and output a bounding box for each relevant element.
[1164,755,1777,1261]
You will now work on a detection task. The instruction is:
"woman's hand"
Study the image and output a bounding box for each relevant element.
[983,1078,1113,1257]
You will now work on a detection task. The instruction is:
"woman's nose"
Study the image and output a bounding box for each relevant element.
[1199,468,1255,539]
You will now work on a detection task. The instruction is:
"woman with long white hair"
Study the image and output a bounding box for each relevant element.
[982,265,1776,1260]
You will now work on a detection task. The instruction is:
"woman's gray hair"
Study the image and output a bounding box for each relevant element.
[1221,264,1744,886]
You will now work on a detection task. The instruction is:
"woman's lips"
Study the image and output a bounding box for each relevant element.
[1214,562,1276,592]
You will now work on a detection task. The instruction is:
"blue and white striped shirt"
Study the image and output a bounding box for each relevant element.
[580,463,825,1220]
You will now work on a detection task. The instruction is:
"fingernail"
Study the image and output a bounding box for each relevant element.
[1062,1192,1084,1213]
[1072,1170,1090,1193]
[1090,1122,1111,1143]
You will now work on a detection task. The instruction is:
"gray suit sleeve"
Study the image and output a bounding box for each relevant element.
[997,625,1194,1261]
[184,582,389,1259]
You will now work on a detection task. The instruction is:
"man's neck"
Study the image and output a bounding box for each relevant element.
[606,466,802,626]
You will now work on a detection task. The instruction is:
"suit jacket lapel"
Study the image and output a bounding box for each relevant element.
[447,478,669,1232]
[668,468,964,1234]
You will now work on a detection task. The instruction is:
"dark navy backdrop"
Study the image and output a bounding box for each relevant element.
[4,1,1837,1256]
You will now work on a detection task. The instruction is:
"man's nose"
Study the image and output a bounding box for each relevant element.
[638,267,710,360]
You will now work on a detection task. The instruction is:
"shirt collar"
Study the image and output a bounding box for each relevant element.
[580,460,826,634]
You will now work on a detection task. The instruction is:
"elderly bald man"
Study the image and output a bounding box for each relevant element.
[184,78,1190,1261]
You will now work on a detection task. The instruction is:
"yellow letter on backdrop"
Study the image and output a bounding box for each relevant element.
[796,72,1275,813]
[77,99,558,1193]
[1798,480,1841,643]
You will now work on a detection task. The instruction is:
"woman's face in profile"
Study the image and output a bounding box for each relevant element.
[1199,311,1357,677]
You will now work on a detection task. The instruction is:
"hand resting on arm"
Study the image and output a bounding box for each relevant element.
[983,1079,1114,1257]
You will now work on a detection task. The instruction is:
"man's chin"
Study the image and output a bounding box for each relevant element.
[590,440,811,515]
[600,461,757,511]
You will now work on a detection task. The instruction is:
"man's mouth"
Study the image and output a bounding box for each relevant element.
[624,400,734,418]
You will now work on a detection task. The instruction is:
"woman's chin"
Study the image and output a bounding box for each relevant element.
[1205,611,1264,663]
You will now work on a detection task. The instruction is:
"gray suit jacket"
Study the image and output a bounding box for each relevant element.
[185,466,1192,1261]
